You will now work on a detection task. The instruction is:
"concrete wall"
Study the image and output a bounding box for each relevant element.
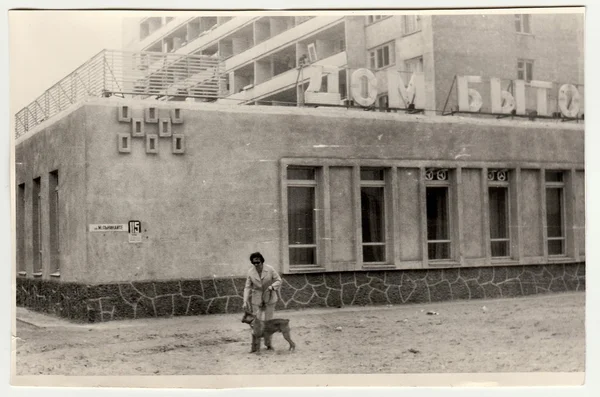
[15,99,584,285]
[432,13,584,115]
[344,16,367,69]
[15,106,88,282]
[87,100,584,283]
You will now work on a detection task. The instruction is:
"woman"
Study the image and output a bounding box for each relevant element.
[243,252,282,321]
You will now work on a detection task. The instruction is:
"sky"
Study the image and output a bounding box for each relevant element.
[9,11,125,112]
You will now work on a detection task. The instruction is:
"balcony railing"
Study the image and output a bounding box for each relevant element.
[14,49,226,139]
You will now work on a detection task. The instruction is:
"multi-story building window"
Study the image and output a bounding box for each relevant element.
[517,59,534,82]
[515,14,532,33]
[404,56,424,73]
[287,167,318,266]
[139,17,163,41]
[17,183,25,275]
[49,170,60,275]
[32,177,42,275]
[368,41,395,70]
[366,15,390,25]
[403,15,422,35]
[545,170,565,256]
[425,169,451,260]
[360,168,386,263]
[488,170,510,258]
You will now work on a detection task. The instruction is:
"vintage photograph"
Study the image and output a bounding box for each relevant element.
[9,7,585,388]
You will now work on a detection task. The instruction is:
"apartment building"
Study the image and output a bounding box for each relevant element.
[122,12,583,114]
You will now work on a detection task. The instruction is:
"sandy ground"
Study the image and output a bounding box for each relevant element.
[14,292,584,375]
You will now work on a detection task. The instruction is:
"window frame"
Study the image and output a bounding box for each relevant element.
[17,183,26,276]
[32,177,42,276]
[359,167,388,265]
[365,15,391,25]
[403,15,422,35]
[514,14,532,34]
[487,171,511,260]
[284,166,321,270]
[545,171,566,257]
[49,170,60,276]
[368,41,395,70]
[281,160,580,273]
[404,56,424,73]
[424,169,454,262]
[517,59,534,82]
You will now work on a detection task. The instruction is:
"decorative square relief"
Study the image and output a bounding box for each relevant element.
[118,133,131,153]
[146,134,159,154]
[159,118,172,137]
[131,118,145,137]
[170,108,183,124]
[145,107,158,123]
[118,105,131,122]
[172,134,185,154]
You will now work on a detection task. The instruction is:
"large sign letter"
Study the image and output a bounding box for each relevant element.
[513,80,526,115]
[387,70,425,109]
[530,80,553,116]
[490,78,515,114]
[457,75,483,112]
[350,68,378,107]
[558,84,581,118]
[303,65,342,106]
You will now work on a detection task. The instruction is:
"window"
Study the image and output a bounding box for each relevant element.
[32,177,42,275]
[425,169,451,260]
[545,171,565,256]
[366,15,390,25]
[404,56,424,73]
[49,171,60,275]
[403,15,422,35]
[368,42,395,69]
[488,170,510,258]
[287,167,318,266]
[517,59,533,82]
[17,183,25,275]
[515,14,531,33]
[360,168,386,263]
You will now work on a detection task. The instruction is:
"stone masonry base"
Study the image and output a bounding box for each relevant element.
[16,263,585,323]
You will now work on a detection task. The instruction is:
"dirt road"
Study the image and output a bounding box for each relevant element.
[14,292,584,375]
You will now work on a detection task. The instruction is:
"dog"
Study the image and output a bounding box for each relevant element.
[241,311,296,353]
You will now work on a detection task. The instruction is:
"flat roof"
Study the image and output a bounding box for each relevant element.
[14,96,584,146]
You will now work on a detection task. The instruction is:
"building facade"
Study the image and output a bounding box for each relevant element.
[121,12,583,114]
[14,11,585,322]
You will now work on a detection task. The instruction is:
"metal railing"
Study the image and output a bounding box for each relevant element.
[14,49,226,139]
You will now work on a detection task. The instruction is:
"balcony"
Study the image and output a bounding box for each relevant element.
[174,17,258,57]
[224,16,345,72]
[222,51,347,105]
[136,16,191,52]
